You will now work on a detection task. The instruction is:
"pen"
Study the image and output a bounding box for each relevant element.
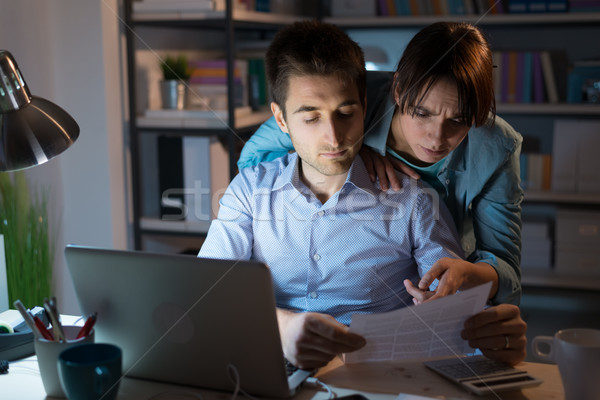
[43,297,66,342]
[33,316,54,341]
[76,312,97,339]
[13,300,41,339]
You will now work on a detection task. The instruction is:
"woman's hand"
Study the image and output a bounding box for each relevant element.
[404,258,499,304]
[359,146,419,191]
[461,304,527,365]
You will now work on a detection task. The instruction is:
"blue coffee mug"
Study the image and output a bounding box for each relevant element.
[58,343,122,400]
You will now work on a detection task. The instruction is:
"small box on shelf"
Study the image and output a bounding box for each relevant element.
[521,220,553,270]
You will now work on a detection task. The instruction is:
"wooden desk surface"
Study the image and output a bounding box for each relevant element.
[3,355,563,399]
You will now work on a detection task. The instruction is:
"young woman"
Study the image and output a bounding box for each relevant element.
[238,22,526,364]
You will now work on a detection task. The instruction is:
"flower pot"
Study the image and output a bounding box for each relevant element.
[160,80,188,110]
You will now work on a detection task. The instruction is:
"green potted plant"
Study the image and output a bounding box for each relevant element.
[160,54,191,110]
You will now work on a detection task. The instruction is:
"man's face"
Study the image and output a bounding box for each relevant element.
[272,75,365,180]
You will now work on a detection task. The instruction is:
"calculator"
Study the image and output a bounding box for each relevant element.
[424,355,543,395]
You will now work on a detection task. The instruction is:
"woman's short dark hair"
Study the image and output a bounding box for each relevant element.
[392,22,495,127]
[265,20,366,116]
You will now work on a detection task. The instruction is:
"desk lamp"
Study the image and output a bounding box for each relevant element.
[0,50,79,171]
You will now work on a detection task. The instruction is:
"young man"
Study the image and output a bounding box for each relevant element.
[199,21,466,369]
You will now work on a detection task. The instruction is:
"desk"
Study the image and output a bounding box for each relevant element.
[2,355,563,400]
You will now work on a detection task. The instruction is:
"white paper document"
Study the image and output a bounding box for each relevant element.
[345,282,492,363]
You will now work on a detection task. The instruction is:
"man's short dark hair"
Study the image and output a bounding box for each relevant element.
[265,20,366,116]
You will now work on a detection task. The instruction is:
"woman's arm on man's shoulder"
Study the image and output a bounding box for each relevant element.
[237,116,294,169]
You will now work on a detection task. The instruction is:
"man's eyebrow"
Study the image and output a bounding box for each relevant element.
[293,105,317,114]
[292,100,359,114]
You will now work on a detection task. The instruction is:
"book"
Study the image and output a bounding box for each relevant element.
[515,52,525,103]
[133,0,222,13]
[501,51,511,103]
[447,0,466,14]
[330,0,377,16]
[542,154,552,191]
[395,0,412,14]
[528,0,547,12]
[546,0,568,12]
[526,153,544,191]
[158,136,185,220]
[532,51,545,103]
[551,120,578,192]
[462,0,476,13]
[522,51,533,103]
[507,51,519,103]
[492,51,502,103]
[507,0,528,13]
[540,51,559,103]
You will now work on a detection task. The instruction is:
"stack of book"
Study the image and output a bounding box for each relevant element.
[520,153,552,192]
[569,0,600,11]
[333,0,572,16]
[187,59,246,111]
[133,0,226,15]
[492,50,568,104]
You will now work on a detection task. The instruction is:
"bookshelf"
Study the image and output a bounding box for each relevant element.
[124,0,314,251]
[125,1,600,286]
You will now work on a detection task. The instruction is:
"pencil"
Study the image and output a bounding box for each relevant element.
[13,300,41,339]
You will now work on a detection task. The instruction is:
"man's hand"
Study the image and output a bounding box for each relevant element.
[404,258,499,304]
[360,147,419,191]
[461,304,527,365]
[277,310,366,369]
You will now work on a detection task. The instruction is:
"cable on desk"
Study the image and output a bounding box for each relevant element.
[306,377,335,399]
[227,363,260,400]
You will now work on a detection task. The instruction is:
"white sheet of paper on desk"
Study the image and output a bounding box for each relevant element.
[345,281,492,363]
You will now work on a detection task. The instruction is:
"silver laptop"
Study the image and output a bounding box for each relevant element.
[64,245,312,398]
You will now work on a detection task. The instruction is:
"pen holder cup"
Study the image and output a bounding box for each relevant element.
[34,325,95,398]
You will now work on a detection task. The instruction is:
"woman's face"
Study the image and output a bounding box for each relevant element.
[390,78,471,167]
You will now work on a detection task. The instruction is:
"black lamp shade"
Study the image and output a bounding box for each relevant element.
[0,50,79,171]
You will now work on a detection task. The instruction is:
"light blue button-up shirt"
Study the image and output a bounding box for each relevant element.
[200,153,464,325]
[237,72,523,305]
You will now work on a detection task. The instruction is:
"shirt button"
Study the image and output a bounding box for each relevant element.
[446,179,450,185]
[313,254,321,261]
[317,211,325,217]
[309,291,318,299]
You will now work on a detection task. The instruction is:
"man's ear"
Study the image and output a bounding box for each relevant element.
[271,102,289,133]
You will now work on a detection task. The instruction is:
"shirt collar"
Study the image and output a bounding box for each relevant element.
[272,153,377,199]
